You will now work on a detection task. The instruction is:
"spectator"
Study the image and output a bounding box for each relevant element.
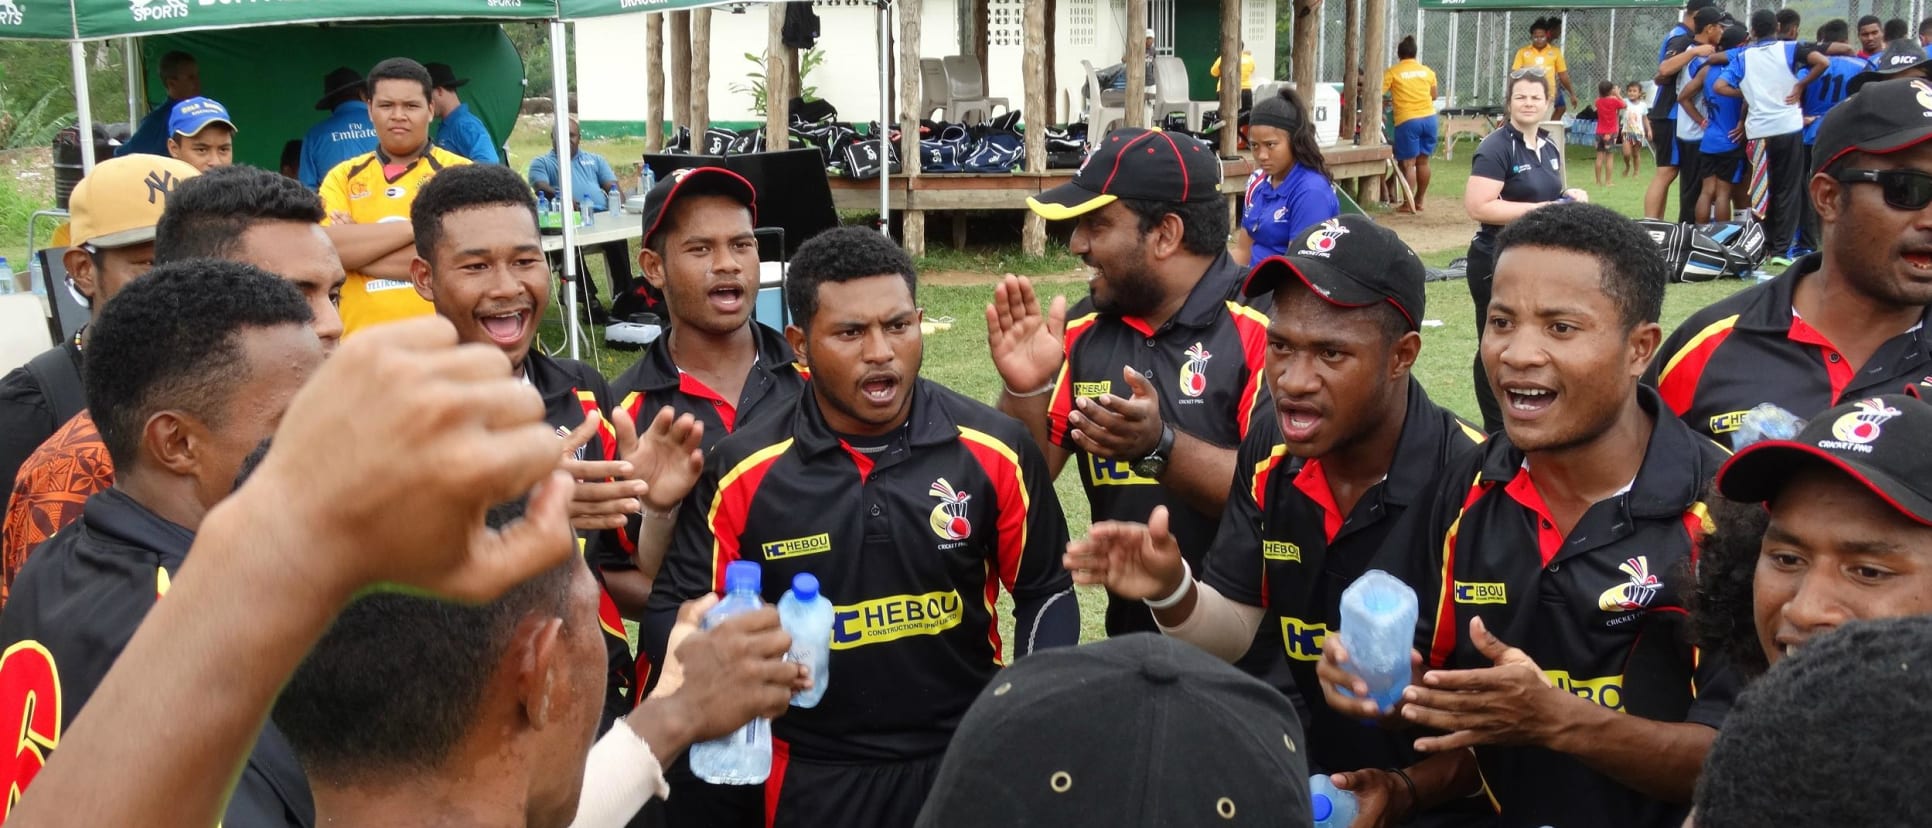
[1886,17,1910,42]
[1922,16,1932,47]
[1459,67,1588,432]
[427,61,500,164]
[0,154,196,556]
[1233,89,1338,264]
[1713,10,1834,264]
[1648,78,1932,444]
[1859,15,1885,57]
[164,97,235,173]
[319,57,470,336]
[1670,11,1730,225]
[1794,20,1871,258]
[299,66,378,189]
[1210,45,1256,108]
[1682,25,1752,224]
[1849,38,1931,91]
[1693,617,1932,827]
[1645,0,1722,221]
[1512,17,1576,119]
[1383,36,1439,212]
[115,51,198,158]
[915,634,1312,828]
[1593,80,1627,186]
[1776,8,1801,41]
[527,116,629,323]
[1621,80,1651,177]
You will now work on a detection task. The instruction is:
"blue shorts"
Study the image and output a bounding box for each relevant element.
[1392,117,1439,160]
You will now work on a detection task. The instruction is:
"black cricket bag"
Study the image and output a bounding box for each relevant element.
[1638,215,1766,283]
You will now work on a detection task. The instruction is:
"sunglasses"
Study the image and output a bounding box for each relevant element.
[1508,67,1548,80]
[1836,168,1932,211]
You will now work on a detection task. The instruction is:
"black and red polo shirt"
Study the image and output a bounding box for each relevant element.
[1648,255,1932,442]
[647,378,1072,763]
[1375,386,1737,827]
[592,322,808,575]
[524,350,637,733]
[1049,251,1269,634]
[1202,378,1484,785]
[0,487,314,826]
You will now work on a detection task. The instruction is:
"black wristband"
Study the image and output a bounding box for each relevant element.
[1391,767,1419,824]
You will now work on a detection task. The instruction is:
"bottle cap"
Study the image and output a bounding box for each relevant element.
[724,560,762,593]
[792,572,819,601]
[1311,793,1332,822]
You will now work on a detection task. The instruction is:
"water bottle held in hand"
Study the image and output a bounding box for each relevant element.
[1338,569,1419,713]
[689,561,773,785]
[777,573,834,708]
[1731,403,1805,451]
[1310,774,1359,828]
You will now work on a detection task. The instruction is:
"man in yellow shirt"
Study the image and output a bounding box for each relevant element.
[1383,35,1439,212]
[319,57,470,335]
[1210,47,1256,108]
[1512,17,1577,118]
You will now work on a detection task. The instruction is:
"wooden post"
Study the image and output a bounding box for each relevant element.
[1124,0,1148,128]
[971,0,990,92]
[669,11,691,133]
[900,0,925,255]
[766,3,790,148]
[1220,0,1241,228]
[1044,0,1059,124]
[1291,0,1319,89]
[1023,0,1048,256]
[1361,0,1389,155]
[692,9,712,139]
[1340,0,1359,141]
[645,13,665,151]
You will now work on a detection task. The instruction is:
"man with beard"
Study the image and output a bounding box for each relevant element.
[994,128,1274,652]
[1061,215,1492,827]
[647,226,1077,827]
[1650,78,1932,442]
[1319,203,1736,828]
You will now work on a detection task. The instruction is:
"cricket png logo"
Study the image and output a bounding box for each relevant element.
[1179,343,1212,399]
[928,478,973,541]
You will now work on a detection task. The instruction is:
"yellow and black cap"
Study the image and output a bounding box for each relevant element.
[1027,128,1223,221]
[1242,215,1426,330]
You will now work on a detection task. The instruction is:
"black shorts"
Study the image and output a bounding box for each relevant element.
[1597,133,1623,151]
[767,745,945,828]
[1702,148,1747,184]
[1651,118,1680,166]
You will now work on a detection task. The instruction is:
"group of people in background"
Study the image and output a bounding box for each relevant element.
[7,8,1932,828]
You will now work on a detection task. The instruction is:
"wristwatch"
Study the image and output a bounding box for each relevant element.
[1132,423,1176,479]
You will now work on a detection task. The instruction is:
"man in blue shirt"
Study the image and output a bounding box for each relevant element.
[427,62,499,164]
[115,51,199,159]
[299,66,377,189]
[1793,20,1873,256]
[528,117,631,322]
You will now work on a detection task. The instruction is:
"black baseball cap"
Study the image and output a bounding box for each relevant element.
[1850,39,1931,93]
[315,66,363,110]
[1685,0,1717,13]
[1717,394,1932,525]
[639,166,759,248]
[1028,127,1223,221]
[1813,77,1932,175]
[1241,215,1426,330]
[424,62,470,91]
[914,634,1309,828]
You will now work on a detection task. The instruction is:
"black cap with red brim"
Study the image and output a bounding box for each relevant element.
[1717,393,1932,525]
[1813,77,1932,175]
[640,166,759,248]
[1027,127,1224,221]
[1241,215,1426,331]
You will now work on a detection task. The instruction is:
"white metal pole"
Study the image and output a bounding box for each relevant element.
[878,0,890,236]
[1474,13,1484,103]
[549,19,579,359]
[1415,6,1423,52]
[123,38,139,125]
[1608,10,1617,87]
[1448,13,1458,110]
[1318,5,1327,81]
[70,42,96,173]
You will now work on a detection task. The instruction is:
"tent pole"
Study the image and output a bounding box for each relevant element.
[549,18,579,360]
[1415,7,1422,52]
[123,38,140,124]
[71,42,96,173]
[878,0,890,236]
[1447,13,1457,110]
[1607,10,1617,88]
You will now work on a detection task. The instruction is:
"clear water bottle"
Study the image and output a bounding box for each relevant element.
[607,184,623,215]
[579,194,594,227]
[536,193,550,217]
[26,254,43,297]
[1731,403,1805,451]
[1310,775,1359,828]
[1337,569,1419,713]
[0,256,15,295]
[689,561,773,785]
[640,164,656,194]
[778,573,834,708]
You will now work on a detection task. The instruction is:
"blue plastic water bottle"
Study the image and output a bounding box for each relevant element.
[777,573,834,708]
[1310,775,1360,828]
[536,193,550,216]
[688,561,773,784]
[1338,569,1419,713]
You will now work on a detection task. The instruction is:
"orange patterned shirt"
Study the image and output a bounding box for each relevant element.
[2,410,113,607]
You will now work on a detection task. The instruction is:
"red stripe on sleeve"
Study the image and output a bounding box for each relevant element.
[962,440,1029,591]
[1229,304,1271,440]
[1428,477,1490,670]
[1047,316,1100,446]
[707,453,787,593]
[1657,327,1735,416]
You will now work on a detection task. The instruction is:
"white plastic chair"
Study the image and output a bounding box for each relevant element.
[941,55,1009,124]
[919,58,949,121]
[1152,56,1219,131]
[1083,60,1127,139]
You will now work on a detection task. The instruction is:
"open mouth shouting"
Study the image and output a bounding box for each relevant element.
[858,371,902,409]
[707,280,748,314]
[1501,382,1557,419]
[1277,400,1326,443]
[478,306,533,348]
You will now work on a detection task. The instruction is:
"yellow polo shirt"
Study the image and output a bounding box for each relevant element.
[318,146,470,336]
[1382,58,1439,125]
[1510,44,1567,96]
